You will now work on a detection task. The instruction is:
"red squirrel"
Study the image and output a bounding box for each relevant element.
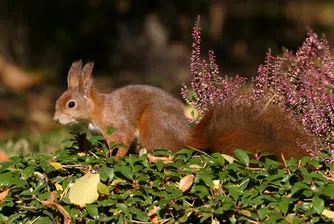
[54,61,313,160]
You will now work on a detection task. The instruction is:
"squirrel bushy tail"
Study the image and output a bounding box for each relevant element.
[191,103,314,161]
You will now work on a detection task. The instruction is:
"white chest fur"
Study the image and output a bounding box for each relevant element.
[88,122,102,135]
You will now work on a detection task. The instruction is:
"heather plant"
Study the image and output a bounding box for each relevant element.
[182,17,334,157]
[252,30,334,156]
[181,17,248,117]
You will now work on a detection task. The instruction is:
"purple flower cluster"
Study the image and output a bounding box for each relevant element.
[181,18,247,116]
[182,19,333,156]
[251,30,333,155]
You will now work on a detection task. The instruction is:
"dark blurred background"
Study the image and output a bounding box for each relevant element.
[0,0,333,154]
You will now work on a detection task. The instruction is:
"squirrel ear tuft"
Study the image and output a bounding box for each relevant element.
[81,62,95,98]
[67,60,83,88]
[82,62,94,78]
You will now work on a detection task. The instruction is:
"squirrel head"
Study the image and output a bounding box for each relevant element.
[54,60,96,126]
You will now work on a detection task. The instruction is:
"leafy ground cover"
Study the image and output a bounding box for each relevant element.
[1,133,334,223]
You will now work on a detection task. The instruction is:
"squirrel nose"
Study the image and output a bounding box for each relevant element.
[53,115,59,123]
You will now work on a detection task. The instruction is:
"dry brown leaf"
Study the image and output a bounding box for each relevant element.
[179,175,195,192]
[148,206,159,223]
[0,188,12,203]
[189,164,202,169]
[41,200,72,224]
[147,154,173,164]
[47,192,56,202]
[322,209,334,218]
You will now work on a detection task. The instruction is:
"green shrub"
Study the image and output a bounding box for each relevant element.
[1,134,334,223]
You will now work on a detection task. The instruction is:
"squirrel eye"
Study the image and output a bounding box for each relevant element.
[68,101,76,108]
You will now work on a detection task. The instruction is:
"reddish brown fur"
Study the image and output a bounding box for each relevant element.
[54,60,315,160]
[193,104,314,161]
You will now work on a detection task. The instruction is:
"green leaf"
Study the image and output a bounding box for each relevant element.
[156,160,164,171]
[107,127,117,136]
[191,185,209,199]
[199,212,211,223]
[239,178,249,191]
[0,172,25,187]
[258,207,269,221]
[35,217,54,224]
[7,213,25,223]
[114,166,133,180]
[99,165,114,182]
[134,211,148,222]
[278,198,289,214]
[117,203,130,217]
[197,174,214,187]
[225,183,243,201]
[320,183,334,197]
[69,208,81,218]
[86,204,99,219]
[312,195,324,214]
[234,149,249,166]
[290,182,310,195]
[0,161,18,173]
[22,166,35,179]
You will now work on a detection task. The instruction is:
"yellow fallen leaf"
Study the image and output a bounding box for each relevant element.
[239,209,252,217]
[322,209,334,218]
[213,180,220,189]
[77,152,87,157]
[110,179,126,186]
[49,162,64,170]
[55,183,63,193]
[68,172,100,207]
[179,175,194,192]
[221,154,236,164]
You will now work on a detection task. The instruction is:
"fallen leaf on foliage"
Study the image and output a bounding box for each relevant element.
[139,148,147,157]
[179,175,194,192]
[0,188,13,203]
[55,183,63,192]
[77,152,87,157]
[322,209,334,218]
[49,162,65,170]
[189,164,202,169]
[213,180,220,189]
[110,179,126,186]
[147,154,173,164]
[212,218,220,224]
[239,209,252,217]
[68,172,100,207]
[47,191,56,202]
[221,154,236,164]
[97,182,110,196]
[148,206,159,223]
[41,200,71,224]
